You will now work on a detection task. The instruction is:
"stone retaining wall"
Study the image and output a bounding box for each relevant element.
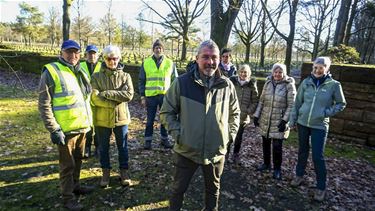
[301,62,375,146]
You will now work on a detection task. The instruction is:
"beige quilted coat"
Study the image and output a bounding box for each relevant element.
[253,75,296,139]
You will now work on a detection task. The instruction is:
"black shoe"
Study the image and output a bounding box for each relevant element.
[161,139,173,149]
[73,185,95,195]
[256,164,271,172]
[64,199,83,211]
[144,141,152,150]
[273,169,282,180]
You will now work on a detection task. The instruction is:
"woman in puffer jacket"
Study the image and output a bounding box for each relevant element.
[253,63,296,180]
[227,64,259,165]
[290,57,346,202]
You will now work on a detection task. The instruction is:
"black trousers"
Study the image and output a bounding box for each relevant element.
[262,136,284,170]
[227,123,245,155]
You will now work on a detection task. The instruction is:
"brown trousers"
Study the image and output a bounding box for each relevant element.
[169,153,225,211]
[58,133,86,202]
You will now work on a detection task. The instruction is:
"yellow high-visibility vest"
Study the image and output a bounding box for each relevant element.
[144,57,173,97]
[80,61,102,80]
[44,62,92,132]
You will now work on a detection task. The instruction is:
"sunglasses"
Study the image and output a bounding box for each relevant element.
[106,57,119,61]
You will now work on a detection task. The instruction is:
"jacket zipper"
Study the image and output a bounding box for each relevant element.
[266,82,276,139]
[306,80,333,127]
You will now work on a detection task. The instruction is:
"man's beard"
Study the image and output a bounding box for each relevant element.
[202,65,217,76]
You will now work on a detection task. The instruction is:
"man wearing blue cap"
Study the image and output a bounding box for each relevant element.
[38,39,94,210]
[80,44,101,158]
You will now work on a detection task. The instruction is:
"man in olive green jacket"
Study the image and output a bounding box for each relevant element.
[160,40,240,211]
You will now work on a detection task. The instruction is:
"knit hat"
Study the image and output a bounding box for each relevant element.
[152,39,164,50]
[272,63,287,75]
[314,57,331,70]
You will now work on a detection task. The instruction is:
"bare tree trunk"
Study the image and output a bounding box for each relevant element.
[344,0,359,45]
[260,9,266,68]
[62,0,73,41]
[210,0,244,49]
[181,36,188,61]
[333,0,351,46]
[245,43,251,63]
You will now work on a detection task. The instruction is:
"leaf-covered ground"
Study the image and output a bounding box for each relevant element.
[1,69,375,210]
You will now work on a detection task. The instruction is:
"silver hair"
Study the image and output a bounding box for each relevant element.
[102,45,122,60]
[239,64,251,74]
[196,39,220,55]
[272,63,287,75]
[314,56,331,70]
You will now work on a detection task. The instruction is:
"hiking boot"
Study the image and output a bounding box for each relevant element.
[73,185,95,195]
[64,199,83,211]
[314,189,326,202]
[291,176,303,187]
[100,169,110,188]
[144,140,152,150]
[256,163,271,172]
[120,169,132,186]
[273,169,282,180]
[161,138,173,149]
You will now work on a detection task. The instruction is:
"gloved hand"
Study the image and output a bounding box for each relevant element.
[253,117,259,127]
[50,129,66,145]
[278,120,287,132]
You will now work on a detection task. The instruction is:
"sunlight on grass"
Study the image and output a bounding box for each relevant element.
[127,200,169,210]
[0,160,58,171]
[0,172,59,187]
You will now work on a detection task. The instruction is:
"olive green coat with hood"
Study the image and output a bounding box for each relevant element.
[160,64,240,165]
[229,76,259,124]
[91,63,134,128]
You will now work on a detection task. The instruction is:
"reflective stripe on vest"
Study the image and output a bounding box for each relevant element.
[44,62,92,132]
[80,61,102,80]
[144,57,173,97]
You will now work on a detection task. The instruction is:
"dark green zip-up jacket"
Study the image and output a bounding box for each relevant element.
[160,64,240,165]
[290,75,346,131]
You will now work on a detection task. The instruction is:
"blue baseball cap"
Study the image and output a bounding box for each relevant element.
[85,45,99,53]
[61,39,80,51]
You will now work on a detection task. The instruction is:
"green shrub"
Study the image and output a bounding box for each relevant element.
[323,44,360,64]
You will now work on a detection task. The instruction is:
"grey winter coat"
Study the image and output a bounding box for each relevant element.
[254,76,296,139]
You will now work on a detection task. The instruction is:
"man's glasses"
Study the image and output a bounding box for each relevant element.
[106,57,119,61]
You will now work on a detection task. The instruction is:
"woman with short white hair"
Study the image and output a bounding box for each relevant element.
[290,57,346,201]
[253,63,296,180]
[227,64,258,165]
[91,45,134,187]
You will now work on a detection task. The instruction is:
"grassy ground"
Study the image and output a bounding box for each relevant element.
[1,84,374,210]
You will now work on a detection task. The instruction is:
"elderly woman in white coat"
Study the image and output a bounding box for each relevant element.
[253,63,296,180]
